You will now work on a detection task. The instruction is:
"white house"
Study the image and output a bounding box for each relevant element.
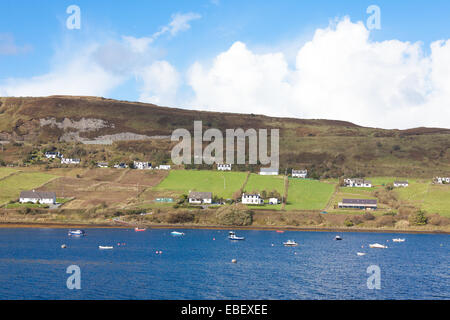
[114,163,128,169]
[344,178,372,188]
[435,177,450,184]
[259,168,278,176]
[19,190,56,205]
[188,191,213,204]
[217,164,232,171]
[268,197,280,205]
[134,161,152,170]
[97,162,108,168]
[61,158,80,165]
[394,181,409,187]
[156,165,171,170]
[292,169,307,178]
[45,151,61,159]
[241,193,264,205]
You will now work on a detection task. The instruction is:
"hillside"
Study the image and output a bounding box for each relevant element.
[0,95,449,178]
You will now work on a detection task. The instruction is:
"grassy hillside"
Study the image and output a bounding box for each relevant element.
[285,179,336,210]
[0,96,449,178]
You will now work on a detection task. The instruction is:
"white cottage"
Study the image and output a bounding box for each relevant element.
[61,158,80,165]
[394,181,409,187]
[217,164,232,171]
[45,151,61,159]
[19,190,56,204]
[134,161,152,170]
[157,165,171,170]
[188,191,213,204]
[241,194,264,205]
[344,178,372,188]
[268,197,280,205]
[435,177,450,184]
[292,169,307,178]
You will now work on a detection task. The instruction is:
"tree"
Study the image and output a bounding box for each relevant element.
[409,210,428,226]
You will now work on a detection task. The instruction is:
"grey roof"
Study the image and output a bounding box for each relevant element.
[260,168,278,172]
[189,191,212,199]
[342,199,377,205]
[20,190,56,199]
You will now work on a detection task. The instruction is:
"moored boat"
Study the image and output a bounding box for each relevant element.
[68,230,85,236]
[392,238,405,242]
[135,227,146,232]
[369,243,388,249]
[171,231,185,236]
[99,246,113,250]
[357,252,366,256]
[283,240,298,247]
[334,235,343,240]
[228,231,245,240]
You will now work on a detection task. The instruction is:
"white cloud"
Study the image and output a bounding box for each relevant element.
[187,18,450,129]
[137,60,180,106]
[152,12,201,40]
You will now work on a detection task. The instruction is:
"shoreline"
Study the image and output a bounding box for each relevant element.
[0,221,448,235]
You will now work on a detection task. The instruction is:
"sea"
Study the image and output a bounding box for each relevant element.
[0,228,448,300]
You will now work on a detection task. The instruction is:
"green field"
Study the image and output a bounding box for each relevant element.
[154,170,248,198]
[0,167,18,180]
[244,174,285,196]
[0,171,57,205]
[285,179,336,210]
[422,185,450,217]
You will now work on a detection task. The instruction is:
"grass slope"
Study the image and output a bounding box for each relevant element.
[285,179,336,210]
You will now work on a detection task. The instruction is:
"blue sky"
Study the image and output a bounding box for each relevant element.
[1,0,449,129]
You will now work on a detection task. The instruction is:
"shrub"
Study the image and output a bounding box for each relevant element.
[363,212,375,220]
[166,211,195,224]
[343,219,354,227]
[215,204,253,226]
[409,210,428,226]
[376,216,396,227]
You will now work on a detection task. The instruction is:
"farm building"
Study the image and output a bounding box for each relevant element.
[338,199,377,210]
[292,169,307,178]
[344,178,372,188]
[259,168,278,176]
[134,161,152,170]
[61,158,80,165]
[217,164,232,171]
[435,177,450,184]
[114,163,128,169]
[242,194,264,205]
[268,197,280,205]
[20,190,56,204]
[394,181,409,187]
[156,165,171,170]
[188,191,213,204]
[45,151,61,159]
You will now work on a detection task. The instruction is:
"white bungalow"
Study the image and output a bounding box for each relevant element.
[344,178,372,188]
[156,165,171,170]
[241,193,264,205]
[259,168,278,176]
[61,158,80,165]
[394,181,409,187]
[188,191,213,204]
[97,162,108,168]
[338,198,377,210]
[19,190,56,204]
[292,169,307,178]
[133,161,152,170]
[435,177,450,184]
[217,164,232,171]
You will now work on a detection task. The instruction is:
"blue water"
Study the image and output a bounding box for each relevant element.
[0,228,448,300]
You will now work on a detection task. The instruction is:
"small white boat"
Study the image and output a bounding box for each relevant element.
[334,235,343,240]
[228,231,245,240]
[283,240,298,247]
[392,238,405,242]
[99,246,113,250]
[357,252,366,256]
[171,231,185,236]
[369,243,388,249]
[68,230,85,236]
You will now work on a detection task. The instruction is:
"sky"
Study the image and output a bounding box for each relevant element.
[0,0,449,129]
